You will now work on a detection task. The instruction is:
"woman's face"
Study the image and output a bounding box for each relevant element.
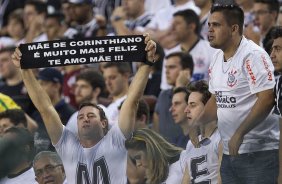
[128,149,148,168]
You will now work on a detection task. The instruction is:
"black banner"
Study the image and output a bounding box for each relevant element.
[19,35,147,69]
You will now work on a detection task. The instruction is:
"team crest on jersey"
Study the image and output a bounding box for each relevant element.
[227,68,237,87]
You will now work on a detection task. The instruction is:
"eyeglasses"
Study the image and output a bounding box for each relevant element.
[35,165,62,178]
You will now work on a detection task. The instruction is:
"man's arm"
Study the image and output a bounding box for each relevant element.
[189,94,218,147]
[228,89,274,155]
[12,48,63,144]
[278,118,282,184]
[118,34,156,138]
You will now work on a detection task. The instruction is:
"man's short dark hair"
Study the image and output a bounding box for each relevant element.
[165,52,194,74]
[173,9,201,35]
[103,62,131,75]
[0,109,27,127]
[25,0,47,14]
[173,86,190,103]
[4,127,35,161]
[271,26,282,40]
[255,0,279,14]
[211,2,244,35]
[186,80,211,105]
[76,68,105,91]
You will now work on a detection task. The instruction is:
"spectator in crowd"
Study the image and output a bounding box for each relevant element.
[44,12,77,41]
[68,0,106,38]
[181,80,222,184]
[270,26,282,184]
[125,128,183,184]
[171,9,216,81]
[0,9,25,49]
[153,52,194,144]
[0,94,38,134]
[190,2,279,183]
[66,68,107,134]
[12,34,156,184]
[246,0,279,53]
[194,0,213,40]
[118,98,150,131]
[22,0,48,43]
[103,62,131,126]
[0,0,27,33]
[0,46,35,116]
[0,109,27,136]
[111,0,153,35]
[145,0,200,51]
[169,87,190,148]
[32,68,76,152]
[0,127,36,183]
[33,151,67,184]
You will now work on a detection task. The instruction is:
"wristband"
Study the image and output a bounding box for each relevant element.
[143,58,154,66]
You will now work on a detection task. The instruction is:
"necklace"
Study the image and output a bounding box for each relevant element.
[222,37,243,74]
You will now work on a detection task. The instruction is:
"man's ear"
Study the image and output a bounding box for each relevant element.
[231,24,239,35]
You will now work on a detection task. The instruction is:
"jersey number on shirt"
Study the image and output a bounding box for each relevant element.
[190,154,211,184]
[76,156,110,184]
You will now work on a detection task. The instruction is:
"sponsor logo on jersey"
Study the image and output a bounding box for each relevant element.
[227,68,237,87]
[261,55,273,81]
[215,91,236,108]
[246,59,256,84]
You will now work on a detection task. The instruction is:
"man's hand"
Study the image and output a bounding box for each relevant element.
[11,48,22,68]
[176,70,191,87]
[144,33,156,63]
[278,174,282,184]
[228,131,243,156]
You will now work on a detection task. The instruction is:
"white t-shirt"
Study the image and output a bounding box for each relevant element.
[0,168,37,184]
[163,151,185,184]
[106,95,127,127]
[147,1,200,31]
[182,130,221,184]
[54,125,127,184]
[209,36,279,154]
[161,39,216,89]
[66,104,108,135]
[144,0,171,15]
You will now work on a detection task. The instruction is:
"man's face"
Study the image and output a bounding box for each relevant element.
[184,92,205,126]
[165,56,182,86]
[271,37,282,73]
[77,106,105,139]
[0,118,14,137]
[253,3,276,34]
[34,156,65,184]
[69,3,90,24]
[172,16,190,42]
[103,67,128,98]
[208,12,233,49]
[123,0,143,19]
[44,17,61,40]
[74,80,94,105]
[170,92,188,125]
[0,51,18,80]
[39,80,59,99]
[23,5,38,29]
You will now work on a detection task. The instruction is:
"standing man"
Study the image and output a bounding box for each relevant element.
[270,26,282,184]
[12,34,156,184]
[191,2,279,184]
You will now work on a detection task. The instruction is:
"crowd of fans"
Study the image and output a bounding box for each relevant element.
[0,0,282,183]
